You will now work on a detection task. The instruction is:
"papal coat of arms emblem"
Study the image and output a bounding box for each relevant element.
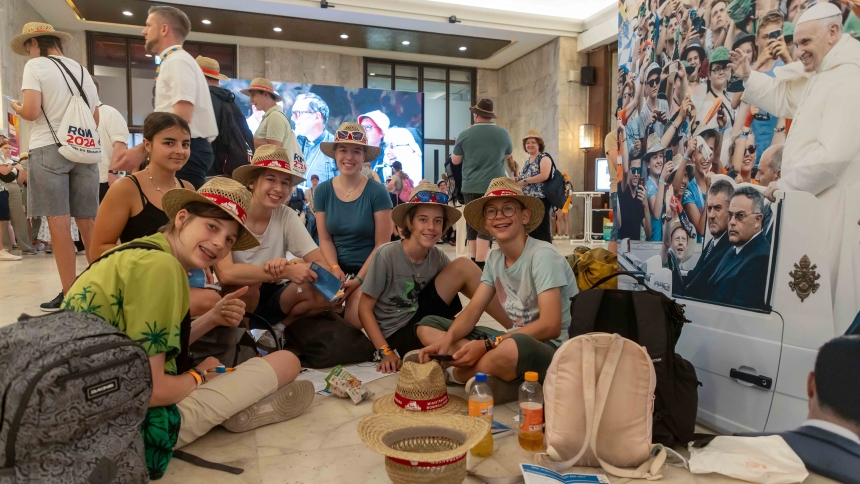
[788,255,820,302]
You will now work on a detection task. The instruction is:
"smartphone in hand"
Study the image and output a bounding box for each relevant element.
[428,354,454,362]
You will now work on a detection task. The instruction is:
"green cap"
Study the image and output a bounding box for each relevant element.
[727,0,753,25]
[783,21,796,38]
[710,46,731,64]
[843,12,860,39]
[732,31,755,50]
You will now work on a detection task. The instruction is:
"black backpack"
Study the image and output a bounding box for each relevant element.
[213,96,253,176]
[568,271,700,448]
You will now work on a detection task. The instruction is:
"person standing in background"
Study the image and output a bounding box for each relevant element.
[241,78,295,152]
[0,140,34,255]
[516,130,553,244]
[451,98,513,270]
[117,6,218,189]
[197,56,253,176]
[90,77,130,200]
[10,22,100,310]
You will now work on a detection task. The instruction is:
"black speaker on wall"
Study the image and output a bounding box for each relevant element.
[581,66,596,86]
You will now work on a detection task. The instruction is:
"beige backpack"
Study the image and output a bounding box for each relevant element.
[537,333,667,480]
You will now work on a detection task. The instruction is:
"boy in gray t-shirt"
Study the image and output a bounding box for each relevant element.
[359,183,510,373]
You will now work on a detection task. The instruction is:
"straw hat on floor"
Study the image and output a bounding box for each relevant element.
[463,177,544,237]
[373,361,467,415]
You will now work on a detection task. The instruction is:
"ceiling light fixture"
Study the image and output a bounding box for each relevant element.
[369,73,376,76]
[202,19,211,25]
[340,34,349,39]
[145,54,152,57]
[122,11,133,16]
[459,46,467,51]
[402,40,410,45]
[273,27,282,32]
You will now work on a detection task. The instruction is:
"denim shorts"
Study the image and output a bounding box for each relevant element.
[27,145,99,218]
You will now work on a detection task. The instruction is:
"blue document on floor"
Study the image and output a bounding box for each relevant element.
[520,464,609,484]
[309,262,344,302]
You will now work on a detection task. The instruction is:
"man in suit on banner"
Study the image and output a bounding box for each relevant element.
[704,186,770,309]
[679,180,734,300]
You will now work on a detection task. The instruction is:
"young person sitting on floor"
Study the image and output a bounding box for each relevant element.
[359,183,511,373]
[215,145,336,327]
[90,112,218,317]
[417,177,578,403]
[63,177,313,480]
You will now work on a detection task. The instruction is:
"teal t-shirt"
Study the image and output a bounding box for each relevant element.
[313,178,393,268]
[480,237,578,346]
[453,123,513,194]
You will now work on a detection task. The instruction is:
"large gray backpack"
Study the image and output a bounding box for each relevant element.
[0,311,152,483]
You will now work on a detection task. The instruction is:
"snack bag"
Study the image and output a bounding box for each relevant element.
[325,365,372,404]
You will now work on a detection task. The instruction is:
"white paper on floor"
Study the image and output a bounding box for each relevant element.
[295,368,331,394]
[339,362,392,384]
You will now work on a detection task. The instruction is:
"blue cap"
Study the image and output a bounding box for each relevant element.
[475,372,487,383]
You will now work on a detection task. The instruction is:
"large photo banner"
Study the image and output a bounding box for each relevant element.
[221,80,424,186]
[615,0,859,310]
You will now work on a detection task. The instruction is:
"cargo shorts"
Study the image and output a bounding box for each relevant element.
[27,145,98,218]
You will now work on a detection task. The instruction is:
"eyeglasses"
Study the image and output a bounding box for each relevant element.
[727,211,761,222]
[411,191,449,204]
[745,144,757,155]
[360,124,377,132]
[291,110,313,118]
[630,167,642,175]
[646,78,660,87]
[483,204,520,220]
[623,92,633,98]
[336,130,365,142]
[710,65,728,74]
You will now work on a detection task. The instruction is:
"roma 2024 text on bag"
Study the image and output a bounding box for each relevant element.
[43,56,101,164]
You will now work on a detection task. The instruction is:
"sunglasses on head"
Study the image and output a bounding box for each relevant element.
[410,191,449,204]
[336,130,364,142]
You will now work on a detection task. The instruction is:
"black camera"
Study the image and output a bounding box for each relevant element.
[767,29,782,40]
[689,10,706,32]
[727,74,745,93]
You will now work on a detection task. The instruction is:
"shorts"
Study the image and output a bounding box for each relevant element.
[254,282,292,323]
[99,182,109,203]
[383,276,464,356]
[609,192,619,242]
[27,145,99,218]
[463,193,493,241]
[175,357,278,448]
[416,316,559,382]
[176,138,214,190]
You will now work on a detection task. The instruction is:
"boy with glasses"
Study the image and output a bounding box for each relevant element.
[292,93,335,183]
[417,177,577,403]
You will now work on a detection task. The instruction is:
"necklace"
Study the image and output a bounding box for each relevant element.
[338,175,362,199]
[404,242,429,278]
[146,169,178,193]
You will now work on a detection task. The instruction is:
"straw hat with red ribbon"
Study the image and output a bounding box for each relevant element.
[195,55,229,81]
[373,362,467,415]
[240,77,283,102]
[232,144,307,186]
[463,177,545,236]
[161,177,259,251]
[11,22,73,56]
[319,122,382,161]
[391,183,461,233]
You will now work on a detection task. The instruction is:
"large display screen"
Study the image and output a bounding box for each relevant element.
[221,79,424,186]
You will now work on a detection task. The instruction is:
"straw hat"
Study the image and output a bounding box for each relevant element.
[195,55,228,81]
[233,144,307,186]
[462,177,545,237]
[373,362,467,415]
[391,183,461,233]
[11,22,72,56]
[319,122,382,160]
[358,413,490,484]
[469,98,496,119]
[522,129,544,145]
[161,177,259,251]
[644,133,664,157]
[240,78,282,102]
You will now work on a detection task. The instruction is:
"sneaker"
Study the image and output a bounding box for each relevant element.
[45,245,53,254]
[40,292,65,312]
[33,242,45,252]
[222,380,314,433]
[0,249,22,261]
[25,248,38,256]
[464,374,522,405]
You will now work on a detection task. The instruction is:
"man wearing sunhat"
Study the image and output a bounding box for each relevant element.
[451,98,513,270]
[358,110,390,181]
[241,78,296,154]
[730,1,860,334]
[197,56,254,177]
[118,6,217,189]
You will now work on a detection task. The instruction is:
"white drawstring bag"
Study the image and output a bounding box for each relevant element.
[688,435,809,483]
[43,56,101,164]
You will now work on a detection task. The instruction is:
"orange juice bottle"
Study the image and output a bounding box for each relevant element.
[468,373,494,457]
[518,371,544,451]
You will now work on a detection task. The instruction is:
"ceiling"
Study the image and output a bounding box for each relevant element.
[28,0,594,68]
[423,0,616,20]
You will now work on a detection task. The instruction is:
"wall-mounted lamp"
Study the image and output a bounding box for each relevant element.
[579,124,595,152]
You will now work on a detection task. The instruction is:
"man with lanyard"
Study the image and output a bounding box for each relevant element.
[118,6,217,189]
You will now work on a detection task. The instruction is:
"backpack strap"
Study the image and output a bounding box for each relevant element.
[47,56,91,107]
[171,450,243,475]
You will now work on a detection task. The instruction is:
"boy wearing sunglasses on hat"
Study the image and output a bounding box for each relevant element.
[417,177,577,402]
[359,183,510,373]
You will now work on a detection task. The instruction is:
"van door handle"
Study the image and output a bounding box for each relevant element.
[730,368,773,390]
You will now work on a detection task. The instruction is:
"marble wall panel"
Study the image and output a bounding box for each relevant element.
[256,47,363,87]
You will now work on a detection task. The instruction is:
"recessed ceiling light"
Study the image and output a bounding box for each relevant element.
[122,11,133,16]
[273,27,282,32]
[402,40,410,45]
[459,46,467,51]
[202,19,211,25]
[369,73,376,76]
[340,34,349,39]
[145,54,152,57]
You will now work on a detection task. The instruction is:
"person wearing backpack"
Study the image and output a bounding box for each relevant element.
[198,56,253,177]
[10,22,101,311]
[386,160,414,206]
[516,130,554,243]
[63,177,313,480]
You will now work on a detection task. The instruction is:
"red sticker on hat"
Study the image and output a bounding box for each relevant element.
[201,193,247,224]
[393,392,450,411]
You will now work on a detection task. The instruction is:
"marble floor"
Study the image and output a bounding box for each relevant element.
[0,243,836,483]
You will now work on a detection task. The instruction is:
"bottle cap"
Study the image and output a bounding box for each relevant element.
[474,372,487,383]
[524,371,538,382]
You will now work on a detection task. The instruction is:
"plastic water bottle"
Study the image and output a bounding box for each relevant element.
[468,372,494,457]
[518,371,544,451]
